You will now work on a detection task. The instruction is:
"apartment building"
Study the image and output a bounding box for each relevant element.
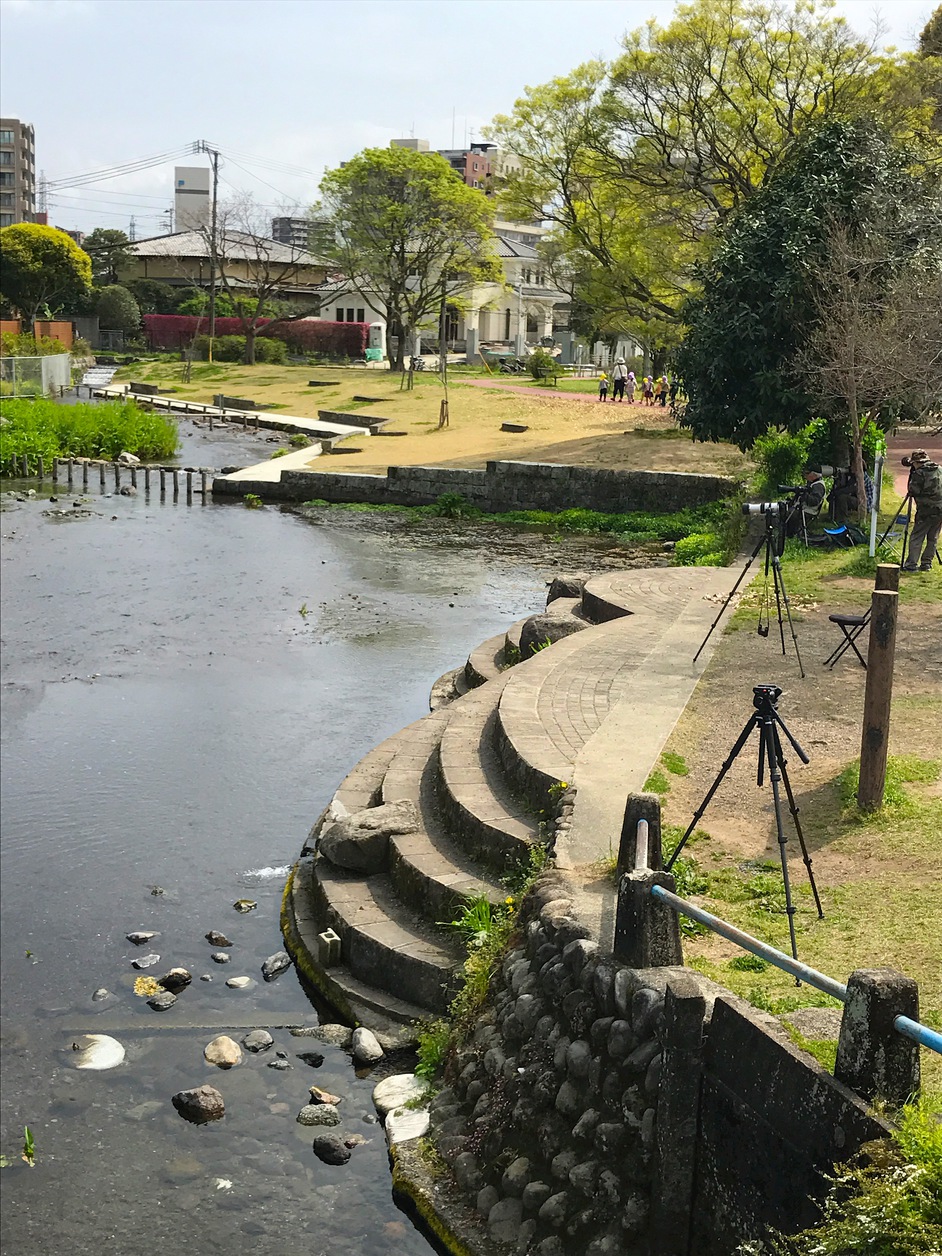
[271,216,334,256]
[0,117,36,226]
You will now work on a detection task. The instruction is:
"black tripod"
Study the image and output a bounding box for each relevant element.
[876,491,942,569]
[693,507,805,678]
[665,684,824,966]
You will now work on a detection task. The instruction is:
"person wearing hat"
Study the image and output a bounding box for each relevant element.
[611,358,629,402]
[902,449,942,572]
[787,468,826,537]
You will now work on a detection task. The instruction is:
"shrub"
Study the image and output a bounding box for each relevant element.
[528,347,557,379]
[142,315,369,358]
[752,427,813,495]
[96,284,141,334]
[672,532,726,565]
[1,332,70,357]
[0,397,177,472]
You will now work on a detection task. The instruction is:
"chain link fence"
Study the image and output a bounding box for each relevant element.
[0,353,72,398]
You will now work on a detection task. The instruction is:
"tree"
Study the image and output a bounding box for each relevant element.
[319,146,502,372]
[487,1,885,348]
[0,223,92,325]
[675,117,942,468]
[97,284,142,334]
[921,5,942,58]
[83,228,132,286]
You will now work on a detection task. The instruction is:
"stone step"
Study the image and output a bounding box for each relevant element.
[429,665,469,711]
[465,632,506,688]
[381,709,508,919]
[437,676,541,870]
[303,727,410,853]
[310,860,462,1014]
[504,617,527,657]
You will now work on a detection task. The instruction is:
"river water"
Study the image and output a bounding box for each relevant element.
[0,440,633,1254]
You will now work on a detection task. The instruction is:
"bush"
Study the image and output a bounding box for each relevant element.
[528,347,557,379]
[752,427,813,495]
[96,284,141,334]
[255,337,287,364]
[0,332,70,357]
[142,314,369,358]
[0,397,178,472]
[672,532,726,565]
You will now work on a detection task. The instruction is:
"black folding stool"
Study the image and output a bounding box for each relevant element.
[823,610,870,669]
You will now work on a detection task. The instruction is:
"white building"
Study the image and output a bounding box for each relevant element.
[173,167,210,232]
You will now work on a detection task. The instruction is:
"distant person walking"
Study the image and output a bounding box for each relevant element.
[598,372,609,402]
[658,374,669,406]
[611,358,629,402]
[627,370,637,402]
[642,375,654,405]
[902,449,942,571]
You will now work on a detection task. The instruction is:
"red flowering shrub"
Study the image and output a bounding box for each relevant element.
[142,315,369,358]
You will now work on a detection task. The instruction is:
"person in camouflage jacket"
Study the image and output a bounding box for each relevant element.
[902,449,942,571]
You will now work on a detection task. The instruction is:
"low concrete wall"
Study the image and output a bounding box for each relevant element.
[421,873,890,1256]
[213,460,736,513]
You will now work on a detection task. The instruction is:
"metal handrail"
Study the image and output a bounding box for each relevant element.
[649,883,942,1056]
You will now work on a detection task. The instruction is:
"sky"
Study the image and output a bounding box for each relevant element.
[0,0,936,237]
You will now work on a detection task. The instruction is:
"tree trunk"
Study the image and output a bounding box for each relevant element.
[829,417,850,468]
[847,379,867,525]
[244,325,257,366]
[652,347,667,376]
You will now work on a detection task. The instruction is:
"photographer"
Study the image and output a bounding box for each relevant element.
[902,449,942,572]
[786,469,826,537]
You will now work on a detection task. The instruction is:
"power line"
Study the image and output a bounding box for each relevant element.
[46,143,197,190]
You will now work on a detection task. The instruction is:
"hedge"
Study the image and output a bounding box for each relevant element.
[142,315,369,358]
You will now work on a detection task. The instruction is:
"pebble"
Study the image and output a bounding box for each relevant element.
[226,976,254,990]
[199,974,213,982]
[205,931,232,947]
[91,987,111,1002]
[71,1033,126,1070]
[296,1051,325,1069]
[126,931,158,945]
[148,991,177,1011]
[312,1133,351,1165]
[132,952,160,970]
[372,1074,427,1118]
[211,952,231,964]
[297,1103,341,1127]
[242,1030,274,1053]
[261,951,291,981]
[204,1035,243,1068]
[159,967,192,993]
[233,899,257,914]
[267,1059,292,1071]
[308,1085,342,1105]
[351,1027,383,1066]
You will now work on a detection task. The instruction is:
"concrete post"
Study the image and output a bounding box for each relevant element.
[613,869,683,968]
[651,975,706,1256]
[465,326,479,365]
[835,968,920,1107]
[617,792,663,877]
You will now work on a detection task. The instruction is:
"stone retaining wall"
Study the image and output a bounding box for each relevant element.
[420,873,890,1256]
[213,460,736,514]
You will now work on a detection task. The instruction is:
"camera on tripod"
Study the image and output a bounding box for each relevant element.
[753,683,782,707]
[741,500,787,517]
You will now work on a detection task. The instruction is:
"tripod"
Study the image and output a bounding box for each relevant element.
[877,491,942,569]
[666,684,824,967]
[693,507,805,678]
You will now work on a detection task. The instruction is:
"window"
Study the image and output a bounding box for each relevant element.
[0,213,13,227]
[526,314,538,335]
[0,130,12,143]
[0,172,12,186]
[336,308,345,321]
[0,152,12,166]
[356,308,365,323]
[346,308,355,322]
[0,193,12,206]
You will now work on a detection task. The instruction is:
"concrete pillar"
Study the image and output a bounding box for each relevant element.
[540,307,554,340]
[651,976,706,1256]
[835,968,920,1106]
[617,792,663,878]
[464,307,480,364]
[613,869,683,968]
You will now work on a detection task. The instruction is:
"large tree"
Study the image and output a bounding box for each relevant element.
[97,284,142,334]
[487,0,887,349]
[319,146,501,371]
[0,223,92,325]
[675,116,942,486]
[83,228,133,286]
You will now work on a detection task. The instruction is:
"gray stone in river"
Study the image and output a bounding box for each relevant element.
[297,1103,341,1127]
[148,991,177,1011]
[158,967,192,993]
[267,1058,292,1071]
[233,898,257,914]
[351,1027,384,1066]
[226,976,254,990]
[71,1033,126,1070]
[91,987,112,1002]
[204,1035,242,1068]
[199,974,213,982]
[296,1051,325,1068]
[126,931,158,945]
[205,931,232,947]
[172,1084,225,1124]
[311,1133,351,1165]
[242,1029,274,1053]
[132,952,160,969]
[318,800,419,874]
[290,1023,352,1047]
[211,952,231,964]
[261,951,291,981]
[372,1074,427,1118]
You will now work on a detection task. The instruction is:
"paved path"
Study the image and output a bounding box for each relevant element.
[463,378,668,409]
[886,432,942,499]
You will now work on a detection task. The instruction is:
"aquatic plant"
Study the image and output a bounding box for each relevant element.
[0,398,178,474]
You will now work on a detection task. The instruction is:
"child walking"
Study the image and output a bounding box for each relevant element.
[598,372,609,401]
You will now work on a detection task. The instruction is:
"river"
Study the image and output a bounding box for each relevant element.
[0,444,632,1254]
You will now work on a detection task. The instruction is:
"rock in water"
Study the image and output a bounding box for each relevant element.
[91,988,112,1003]
[132,952,160,970]
[233,899,257,913]
[71,1033,126,1070]
[297,1103,341,1127]
[126,931,158,945]
[351,1027,384,1066]
[290,1024,352,1047]
[148,991,177,1011]
[205,931,232,947]
[159,968,192,994]
[261,951,291,981]
[318,800,419,874]
[311,1133,351,1165]
[118,451,141,466]
[267,1059,292,1071]
[242,1030,273,1054]
[211,952,230,964]
[296,1051,325,1069]
[372,1074,428,1118]
[172,1085,225,1124]
[226,976,253,990]
[308,1085,342,1106]
[204,1035,242,1068]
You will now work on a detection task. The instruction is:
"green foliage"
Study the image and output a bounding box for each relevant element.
[442,896,510,950]
[82,228,132,286]
[96,284,141,334]
[125,279,185,316]
[1,332,71,357]
[643,768,671,796]
[752,428,814,495]
[527,347,557,379]
[0,223,93,322]
[0,398,178,473]
[191,334,287,364]
[428,491,478,518]
[777,1100,942,1256]
[289,433,310,448]
[672,532,725,566]
[661,752,689,777]
[22,1126,35,1168]
[415,1020,451,1081]
[838,756,941,818]
[730,953,769,972]
[243,493,263,509]
[269,448,290,459]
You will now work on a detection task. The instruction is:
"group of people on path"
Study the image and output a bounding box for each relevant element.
[598,359,677,406]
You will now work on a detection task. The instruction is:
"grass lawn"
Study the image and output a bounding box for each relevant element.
[115,358,750,480]
[652,542,942,1090]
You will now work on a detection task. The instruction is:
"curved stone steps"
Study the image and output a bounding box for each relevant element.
[429,665,469,711]
[303,727,410,854]
[437,675,540,870]
[582,569,711,624]
[381,709,508,918]
[504,616,527,656]
[311,860,462,1014]
[465,632,506,688]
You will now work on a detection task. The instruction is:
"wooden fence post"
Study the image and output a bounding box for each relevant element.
[857,575,899,811]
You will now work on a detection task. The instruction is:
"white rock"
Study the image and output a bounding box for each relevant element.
[385,1105,430,1147]
[204,1035,242,1068]
[71,1033,126,1070]
[372,1074,429,1119]
[226,976,254,990]
[132,952,160,969]
[351,1026,384,1066]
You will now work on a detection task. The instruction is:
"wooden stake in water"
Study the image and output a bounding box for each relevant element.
[160,468,166,495]
[114,463,121,490]
[186,471,193,503]
[67,459,74,486]
[144,467,151,493]
[201,471,209,500]
[99,461,106,489]
[21,455,29,477]
[131,467,138,488]
[172,470,179,498]
[209,413,214,431]
[52,458,59,485]
[38,457,44,480]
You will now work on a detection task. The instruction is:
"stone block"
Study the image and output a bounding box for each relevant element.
[835,968,920,1106]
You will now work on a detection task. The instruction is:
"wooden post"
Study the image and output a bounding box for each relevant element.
[38,456,44,480]
[114,463,121,490]
[201,471,209,499]
[144,467,151,493]
[82,461,89,488]
[186,471,193,503]
[172,470,179,498]
[875,563,899,593]
[99,461,106,489]
[52,458,59,485]
[857,585,899,811]
[21,454,29,477]
[159,468,166,495]
[67,458,74,486]
[208,413,214,431]
[130,466,138,488]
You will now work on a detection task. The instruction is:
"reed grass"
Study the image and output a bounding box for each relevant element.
[0,398,178,475]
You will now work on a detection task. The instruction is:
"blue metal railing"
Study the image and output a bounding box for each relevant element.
[650,883,942,1057]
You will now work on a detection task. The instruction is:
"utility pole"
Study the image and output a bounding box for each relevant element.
[438,277,449,429]
[129,215,137,242]
[196,141,221,363]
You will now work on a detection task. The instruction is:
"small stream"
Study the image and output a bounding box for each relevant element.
[0,429,636,1254]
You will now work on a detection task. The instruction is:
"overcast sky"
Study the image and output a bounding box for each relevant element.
[1,0,935,236]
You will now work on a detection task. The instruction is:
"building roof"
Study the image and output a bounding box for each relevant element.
[128,229,324,266]
[493,234,540,260]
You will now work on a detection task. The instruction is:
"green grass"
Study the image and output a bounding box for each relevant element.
[0,397,179,474]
